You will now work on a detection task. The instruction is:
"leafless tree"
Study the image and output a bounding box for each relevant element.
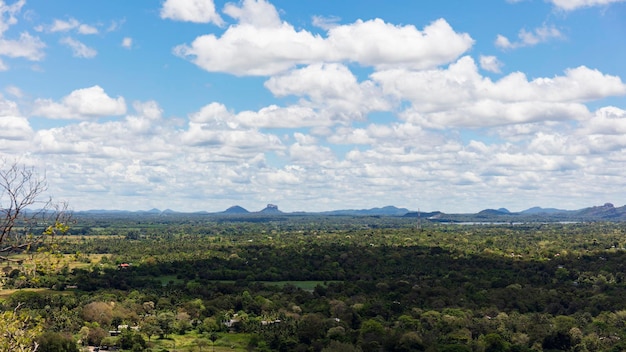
[0,159,71,263]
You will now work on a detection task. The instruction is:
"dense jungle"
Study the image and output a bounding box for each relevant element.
[3,214,626,352]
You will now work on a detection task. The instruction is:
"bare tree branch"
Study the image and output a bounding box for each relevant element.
[0,159,71,263]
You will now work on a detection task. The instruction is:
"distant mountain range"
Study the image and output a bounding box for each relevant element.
[69,202,626,222]
[404,202,626,222]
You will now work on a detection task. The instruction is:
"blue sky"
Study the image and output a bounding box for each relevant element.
[1,0,626,213]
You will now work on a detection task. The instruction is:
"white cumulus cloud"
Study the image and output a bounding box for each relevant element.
[373,56,626,128]
[223,0,282,27]
[32,85,127,120]
[496,24,563,49]
[479,55,503,73]
[549,0,626,10]
[160,0,224,25]
[0,0,24,36]
[0,96,32,142]
[0,32,45,61]
[45,18,98,34]
[180,103,285,156]
[174,0,473,76]
[0,114,32,140]
[265,63,391,121]
[235,105,327,129]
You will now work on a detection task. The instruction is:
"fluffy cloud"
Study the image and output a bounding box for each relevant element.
[174,0,473,75]
[181,124,283,156]
[123,101,164,135]
[60,37,97,58]
[0,0,45,61]
[311,15,341,31]
[549,0,626,10]
[0,95,19,114]
[519,107,626,157]
[580,106,626,135]
[173,21,326,76]
[32,85,126,119]
[180,103,284,156]
[0,97,32,143]
[121,37,132,49]
[265,63,390,121]
[10,91,626,213]
[32,101,171,158]
[40,18,99,34]
[234,105,329,129]
[479,55,503,73]
[0,0,24,36]
[223,0,282,27]
[496,24,563,49]
[410,101,590,128]
[0,32,45,60]
[2,0,625,213]
[0,115,31,141]
[327,18,473,70]
[160,0,224,25]
[192,64,389,129]
[189,102,233,124]
[327,122,439,150]
[372,56,626,127]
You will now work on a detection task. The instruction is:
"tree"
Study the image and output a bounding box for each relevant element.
[0,161,70,352]
[173,311,192,334]
[141,315,162,341]
[82,302,113,327]
[36,332,79,352]
[194,338,210,352]
[297,313,326,344]
[359,319,385,352]
[85,326,109,347]
[483,333,510,352]
[118,329,146,351]
[157,311,176,338]
[322,340,362,352]
[0,306,44,352]
[0,160,71,263]
[209,332,219,352]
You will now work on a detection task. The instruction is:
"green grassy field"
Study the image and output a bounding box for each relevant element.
[153,276,337,291]
[128,331,251,351]
[0,288,51,301]
[260,280,338,291]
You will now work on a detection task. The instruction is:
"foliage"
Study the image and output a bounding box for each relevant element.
[36,332,79,352]
[0,307,44,352]
[6,216,626,351]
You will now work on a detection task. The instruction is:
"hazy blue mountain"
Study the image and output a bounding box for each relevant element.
[259,204,282,214]
[521,206,566,214]
[320,205,410,216]
[477,209,512,217]
[222,205,249,214]
[69,202,626,222]
[574,203,626,219]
